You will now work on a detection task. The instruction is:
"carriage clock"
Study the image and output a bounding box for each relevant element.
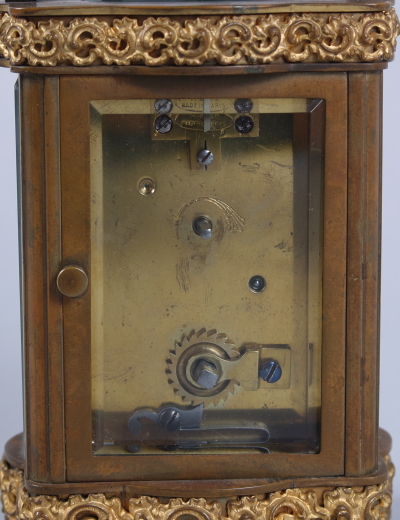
[0,0,398,517]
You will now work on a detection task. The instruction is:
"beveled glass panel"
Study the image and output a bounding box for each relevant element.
[90,98,324,456]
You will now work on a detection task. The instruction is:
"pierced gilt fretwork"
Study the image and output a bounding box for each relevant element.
[0,10,399,67]
[0,457,394,520]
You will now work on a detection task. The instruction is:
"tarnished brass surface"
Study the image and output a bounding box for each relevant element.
[8,63,390,75]
[11,53,381,484]
[56,266,89,298]
[17,70,347,482]
[0,457,394,520]
[90,97,323,455]
[0,10,398,67]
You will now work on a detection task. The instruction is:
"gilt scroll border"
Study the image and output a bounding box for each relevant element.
[0,457,395,520]
[0,9,399,67]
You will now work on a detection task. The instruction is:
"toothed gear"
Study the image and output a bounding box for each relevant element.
[166,328,240,407]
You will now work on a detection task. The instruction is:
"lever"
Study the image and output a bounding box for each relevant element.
[128,403,203,435]
[126,403,270,453]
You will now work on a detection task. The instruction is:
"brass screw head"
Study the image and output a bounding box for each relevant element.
[138,178,156,196]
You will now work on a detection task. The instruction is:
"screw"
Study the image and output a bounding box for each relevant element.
[193,216,213,239]
[248,275,266,293]
[197,149,214,166]
[138,177,156,196]
[193,359,219,389]
[158,409,181,432]
[235,115,254,134]
[259,360,282,383]
[234,98,254,114]
[155,115,173,134]
[154,98,173,114]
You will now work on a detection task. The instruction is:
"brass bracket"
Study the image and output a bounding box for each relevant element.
[185,344,291,392]
[152,98,259,171]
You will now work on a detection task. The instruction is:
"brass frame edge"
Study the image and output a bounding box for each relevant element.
[20,458,390,497]
[5,2,396,17]
[0,9,399,68]
[0,456,395,520]
[8,62,389,75]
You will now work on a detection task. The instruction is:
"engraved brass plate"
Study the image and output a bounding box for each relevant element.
[90,98,324,456]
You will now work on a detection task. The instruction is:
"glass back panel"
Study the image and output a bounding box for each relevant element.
[90,98,324,456]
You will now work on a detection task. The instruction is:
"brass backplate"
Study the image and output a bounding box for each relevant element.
[90,97,323,454]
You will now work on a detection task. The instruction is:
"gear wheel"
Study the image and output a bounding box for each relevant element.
[166,328,240,407]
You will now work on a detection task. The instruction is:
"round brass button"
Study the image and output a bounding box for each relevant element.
[56,265,88,298]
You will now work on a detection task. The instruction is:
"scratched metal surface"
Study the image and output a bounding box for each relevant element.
[89,99,323,455]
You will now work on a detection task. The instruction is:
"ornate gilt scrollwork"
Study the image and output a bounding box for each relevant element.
[0,9,399,67]
[0,457,394,520]
[383,453,395,494]
[323,485,393,520]
[130,496,223,520]
[0,457,23,520]
[228,492,330,520]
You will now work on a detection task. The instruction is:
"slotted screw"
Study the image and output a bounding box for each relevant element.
[158,409,181,432]
[154,99,173,114]
[155,115,173,134]
[197,149,214,166]
[259,360,282,383]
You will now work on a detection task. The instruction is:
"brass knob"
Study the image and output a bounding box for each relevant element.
[57,265,88,298]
